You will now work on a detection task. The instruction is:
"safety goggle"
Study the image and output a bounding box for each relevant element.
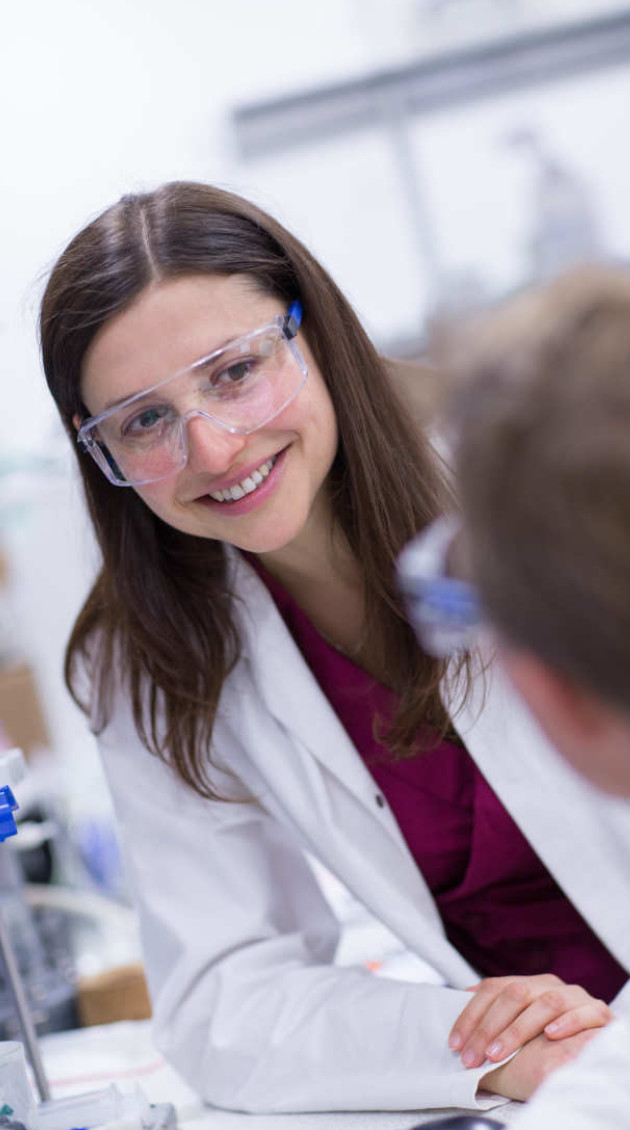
[397,516,483,657]
[77,301,306,486]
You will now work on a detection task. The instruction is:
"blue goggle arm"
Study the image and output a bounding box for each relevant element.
[283,300,302,340]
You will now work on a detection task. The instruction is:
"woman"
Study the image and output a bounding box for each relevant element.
[40,183,629,1114]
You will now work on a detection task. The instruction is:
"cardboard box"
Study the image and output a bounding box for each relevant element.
[0,661,51,756]
[77,963,152,1027]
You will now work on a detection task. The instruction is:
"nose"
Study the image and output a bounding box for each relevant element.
[183,413,248,475]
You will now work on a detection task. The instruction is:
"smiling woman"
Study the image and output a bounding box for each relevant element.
[76,275,333,551]
[76,292,307,488]
[39,182,630,1116]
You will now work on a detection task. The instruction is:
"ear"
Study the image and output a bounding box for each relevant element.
[499,645,604,741]
[72,413,82,433]
[499,643,630,796]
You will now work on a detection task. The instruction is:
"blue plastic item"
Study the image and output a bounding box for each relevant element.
[0,788,18,843]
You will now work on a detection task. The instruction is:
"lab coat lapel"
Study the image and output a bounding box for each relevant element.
[229,554,471,972]
[455,657,630,974]
[229,555,630,982]
[231,551,401,811]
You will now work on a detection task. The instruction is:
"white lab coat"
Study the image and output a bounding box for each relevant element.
[96,552,630,1114]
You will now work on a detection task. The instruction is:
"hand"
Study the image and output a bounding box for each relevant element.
[449,973,613,1068]
[479,1029,596,1102]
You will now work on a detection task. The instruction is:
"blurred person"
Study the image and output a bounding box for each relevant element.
[402,265,630,1127]
[445,266,630,796]
[39,185,630,1114]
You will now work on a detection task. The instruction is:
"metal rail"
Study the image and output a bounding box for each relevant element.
[233,7,630,158]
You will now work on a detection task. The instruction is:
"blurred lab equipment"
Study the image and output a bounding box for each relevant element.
[0,747,51,1100]
[0,776,78,1048]
[505,126,605,279]
[0,751,171,1130]
[38,1082,176,1130]
[0,1041,38,1130]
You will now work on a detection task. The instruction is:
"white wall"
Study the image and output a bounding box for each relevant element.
[2,0,630,817]
[0,0,387,816]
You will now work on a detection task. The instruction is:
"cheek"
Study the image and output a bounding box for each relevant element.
[278,374,338,470]
[133,482,178,522]
[317,397,339,463]
[305,379,338,461]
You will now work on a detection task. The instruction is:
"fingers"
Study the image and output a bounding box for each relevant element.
[544,999,614,1040]
[449,977,520,1051]
[451,975,610,1069]
[480,1029,597,1103]
[448,974,561,1061]
[478,988,610,1066]
[459,979,560,1068]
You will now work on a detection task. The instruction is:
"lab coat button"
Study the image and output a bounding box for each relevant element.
[375,794,386,808]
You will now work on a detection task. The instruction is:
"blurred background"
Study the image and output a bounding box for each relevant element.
[1,0,630,1033]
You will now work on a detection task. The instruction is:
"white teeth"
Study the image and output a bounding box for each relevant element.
[208,456,276,503]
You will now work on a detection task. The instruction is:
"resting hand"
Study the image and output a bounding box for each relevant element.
[479,1029,596,1101]
[449,973,613,1068]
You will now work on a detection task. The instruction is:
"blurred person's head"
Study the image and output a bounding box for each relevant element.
[447,266,630,796]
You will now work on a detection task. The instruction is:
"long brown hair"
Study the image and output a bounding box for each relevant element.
[41,181,463,798]
[449,264,630,711]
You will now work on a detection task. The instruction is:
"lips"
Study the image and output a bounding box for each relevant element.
[192,447,285,502]
[194,445,289,516]
[207,454,278,503]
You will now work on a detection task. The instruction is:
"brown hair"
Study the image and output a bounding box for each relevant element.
[41,181,463,798]
[448,264,630,711]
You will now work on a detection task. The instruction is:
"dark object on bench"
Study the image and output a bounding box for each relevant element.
[408,1117,504,1130]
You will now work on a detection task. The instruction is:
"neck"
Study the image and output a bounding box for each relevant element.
[256,489,359,592]
[254,491,372,667]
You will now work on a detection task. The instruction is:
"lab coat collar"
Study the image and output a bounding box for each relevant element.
[229,550,630,980]
[455,658,630,976]
[228,548,406,818]
[226,552,480,984]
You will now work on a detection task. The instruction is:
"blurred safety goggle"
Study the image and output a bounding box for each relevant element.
[77,301,306,487]
[397,516,483,658]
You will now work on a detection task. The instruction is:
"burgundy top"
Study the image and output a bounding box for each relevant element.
[249,559,627,1003]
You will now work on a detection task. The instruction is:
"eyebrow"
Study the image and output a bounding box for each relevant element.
[100,386,171,413]
[97,326,255,413]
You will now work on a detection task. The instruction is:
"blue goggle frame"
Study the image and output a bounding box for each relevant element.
[397,517,483,658]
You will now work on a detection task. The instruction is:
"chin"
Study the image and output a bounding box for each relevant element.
[233,527,303,556]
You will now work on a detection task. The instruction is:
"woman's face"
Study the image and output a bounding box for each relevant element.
[80,273,339,555]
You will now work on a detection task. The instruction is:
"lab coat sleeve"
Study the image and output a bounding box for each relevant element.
[97,705,509,1114]
[508,1019,630,1130]
[611,976,630,1018]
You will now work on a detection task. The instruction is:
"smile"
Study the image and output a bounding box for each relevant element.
[208,455,279,503]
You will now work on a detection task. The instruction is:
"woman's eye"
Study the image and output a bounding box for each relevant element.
[213,359,257,387]
[122,405,172,437]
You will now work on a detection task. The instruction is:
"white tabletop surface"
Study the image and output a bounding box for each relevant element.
[37,1019,523,1128]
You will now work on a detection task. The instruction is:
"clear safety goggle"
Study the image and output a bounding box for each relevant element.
[77,301,307,486]
[397,516,483,657]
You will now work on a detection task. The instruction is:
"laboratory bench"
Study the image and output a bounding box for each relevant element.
[36,1018,522,1130]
